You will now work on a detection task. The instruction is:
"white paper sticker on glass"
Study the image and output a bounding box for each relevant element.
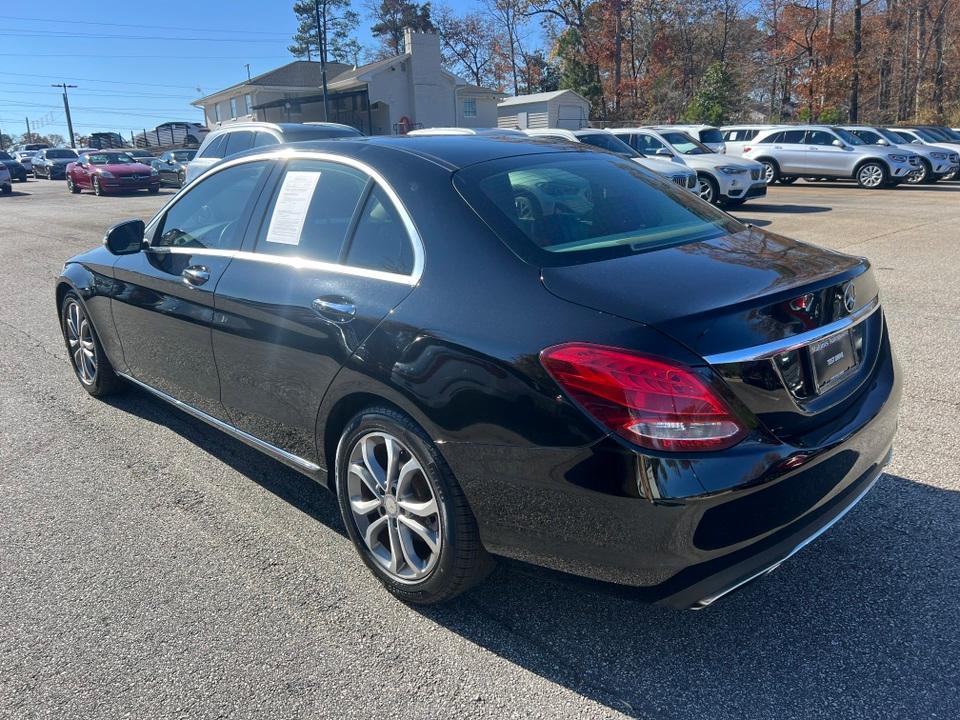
[265,171,322,245]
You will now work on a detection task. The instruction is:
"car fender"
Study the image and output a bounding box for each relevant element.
[56,259,127,372]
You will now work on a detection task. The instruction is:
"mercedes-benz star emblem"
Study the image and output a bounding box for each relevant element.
[843,282,856,312]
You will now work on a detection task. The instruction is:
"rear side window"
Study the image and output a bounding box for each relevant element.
[255,159,368,262]
[454,152,742,267]
[757,131,782,144]
[253,131,279,148]
[780,130,806,143]
[223,131,255,157]
[198,133,226,159]
[154,161,269,250]
[344,185,414,275]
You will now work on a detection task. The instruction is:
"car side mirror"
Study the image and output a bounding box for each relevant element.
[832,139,845,147]
[103,219,145,255]
[655,148,672,156]
[877,139,889,146]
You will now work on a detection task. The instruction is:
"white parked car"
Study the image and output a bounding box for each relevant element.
[841,126,958,184]
[743,125,921,188]
[522,128,700,193]
[611,127,767,207]
[12,150,36,173]
[658,124,727,153]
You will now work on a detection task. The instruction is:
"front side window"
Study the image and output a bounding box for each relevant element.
[850,129,882,145]
[255,159,369,262]
[154,161,269,251]
[345,185,414,275]
[633,133,668,155]
[463,98,477,118]
[454,152,743,267]
[804,130,836,146]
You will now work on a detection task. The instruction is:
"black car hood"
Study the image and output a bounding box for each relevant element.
[540,227,870,357]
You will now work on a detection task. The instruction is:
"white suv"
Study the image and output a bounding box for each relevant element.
[743,125,920,188]
[523,128,700,193]
[611,127,766,207]
[842,126,958,184]
[720,125,782,156]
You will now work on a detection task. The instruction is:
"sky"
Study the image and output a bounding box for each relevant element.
[0,0,480,144]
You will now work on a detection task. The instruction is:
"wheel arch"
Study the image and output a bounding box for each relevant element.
[853,156,890,175]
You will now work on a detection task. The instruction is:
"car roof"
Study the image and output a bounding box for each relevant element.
[232,135,590,171]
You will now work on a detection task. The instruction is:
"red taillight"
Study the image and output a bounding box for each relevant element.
[540,343,747,452]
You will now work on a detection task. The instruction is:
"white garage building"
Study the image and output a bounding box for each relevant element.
[497,90,591,130]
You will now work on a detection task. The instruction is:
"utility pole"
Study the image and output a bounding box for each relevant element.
[314,0,330,121]
[52,83,78,148]
[244,63,251,80]
[25,116,31,143]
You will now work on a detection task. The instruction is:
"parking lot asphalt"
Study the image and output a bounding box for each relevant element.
[1,178,958,719]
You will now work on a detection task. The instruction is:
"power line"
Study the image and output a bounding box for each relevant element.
[0,81,198,99]
[0,30,284,43]
[0,53,292,60]
[0,14,292,37]
[0,70,207,90]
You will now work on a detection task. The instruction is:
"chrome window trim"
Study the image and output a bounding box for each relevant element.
[704,296,880,365]
[116,371,322,476]
[144,148,425,285]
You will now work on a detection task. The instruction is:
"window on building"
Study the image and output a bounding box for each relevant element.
[213,103,221,124]
[244,94,253,114]
[230,97,238,119]
[463,98,477,118]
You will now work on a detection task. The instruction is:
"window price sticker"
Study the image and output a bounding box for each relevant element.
[265,171,321,245]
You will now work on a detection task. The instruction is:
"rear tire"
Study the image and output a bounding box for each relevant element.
[60,291,122,397]
[759,159,779,185]
[778,176,798,185]
[335,407,494,604]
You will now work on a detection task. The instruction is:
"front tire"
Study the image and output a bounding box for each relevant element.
[335,407,493,604]
[856,162,887,189]
[60,292,122,397]
[67,176,80,193]
[698,174,719,204]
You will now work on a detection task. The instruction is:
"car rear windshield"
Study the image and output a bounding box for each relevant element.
[47,149,78,159]
[454,152,743,267]
[699,128,724,144]
[576,133,639,156]
[172,151,196,161]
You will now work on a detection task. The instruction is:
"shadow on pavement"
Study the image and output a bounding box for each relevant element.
[736,202,832,214]
[101,386,959,718]
[104,387,347,537]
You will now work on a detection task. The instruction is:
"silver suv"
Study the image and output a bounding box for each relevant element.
[743,125,920,188]
[186,121,362,184]
[523,128,700,192]
[611,127,766,207]
[841,126,958,184]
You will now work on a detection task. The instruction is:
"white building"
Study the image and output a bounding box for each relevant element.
[193,29,504,135]
[497,90,591,130]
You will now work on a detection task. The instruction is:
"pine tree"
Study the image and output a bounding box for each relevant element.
[289,0,361,65]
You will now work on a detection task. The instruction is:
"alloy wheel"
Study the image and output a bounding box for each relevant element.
[93,177,102,196]
[761,162,776,184]
[906,162,928,185]
[64,300,97,385]
[858,164,884,188]
[698,177,716,203]
[346,431,442,583]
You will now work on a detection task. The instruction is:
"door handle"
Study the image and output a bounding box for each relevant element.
[182,265,211,287]
[312,297,356,323]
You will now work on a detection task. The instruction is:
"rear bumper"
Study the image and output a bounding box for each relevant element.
[442,321,901,608]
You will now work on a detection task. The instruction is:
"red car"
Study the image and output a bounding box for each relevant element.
[66,151,160,196]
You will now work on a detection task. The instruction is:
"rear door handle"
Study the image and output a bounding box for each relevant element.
[182,265,210,287]
[312,297,356,323]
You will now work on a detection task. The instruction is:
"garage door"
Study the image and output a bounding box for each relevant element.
[557,103,585,129]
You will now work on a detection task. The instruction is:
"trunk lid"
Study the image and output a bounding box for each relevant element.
[541,228,883,442]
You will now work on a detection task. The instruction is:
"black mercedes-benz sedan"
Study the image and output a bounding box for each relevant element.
[55,136,900,608]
